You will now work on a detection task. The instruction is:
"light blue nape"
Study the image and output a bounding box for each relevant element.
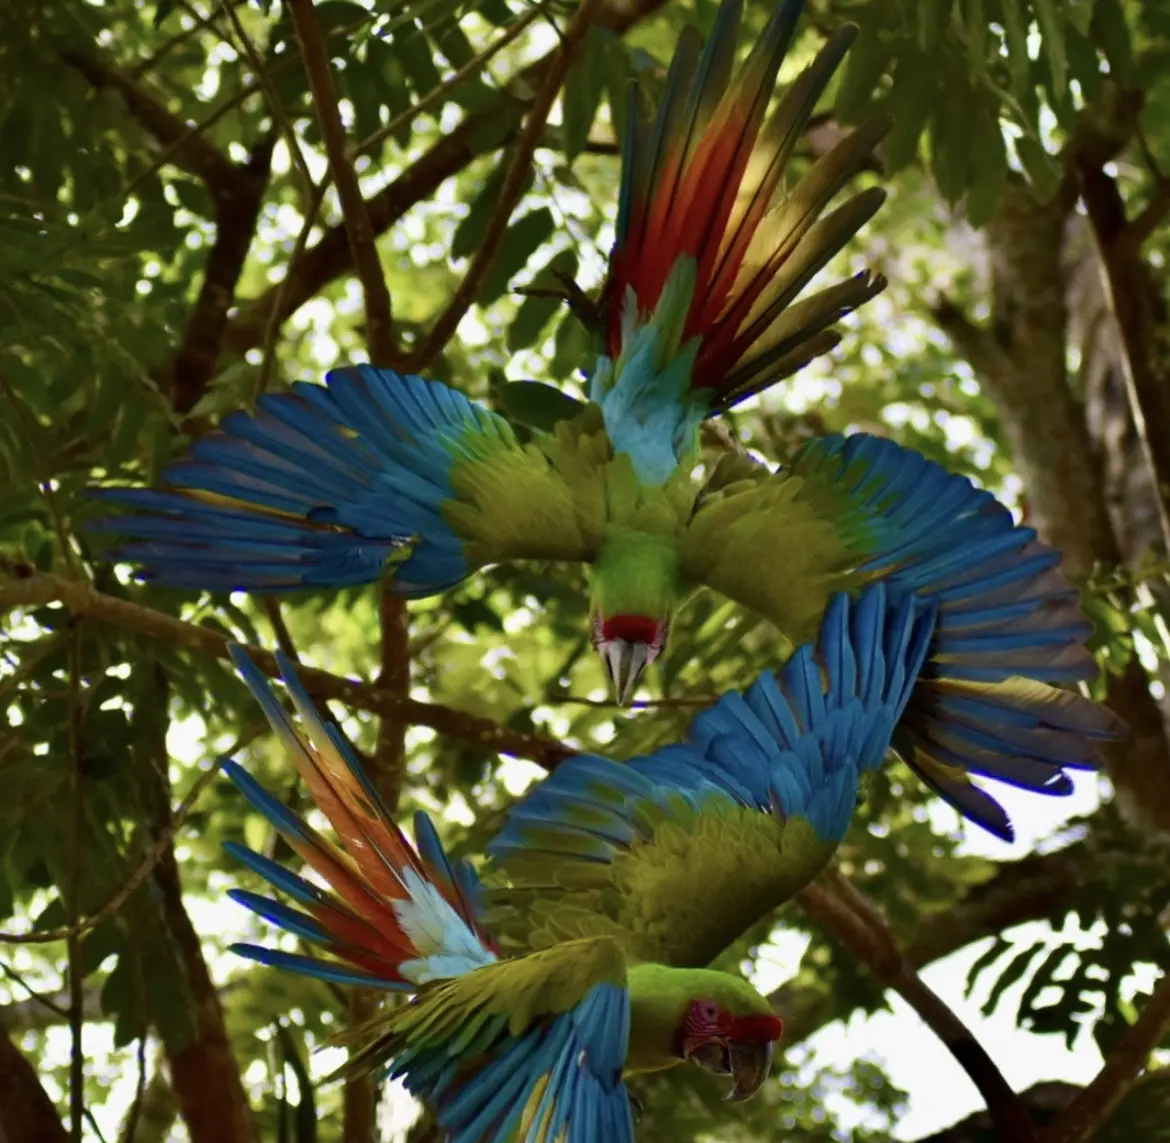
[588,260,708,486]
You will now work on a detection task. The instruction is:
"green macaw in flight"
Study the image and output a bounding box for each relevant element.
[90,0,889,694]
[220,580,1120,1140]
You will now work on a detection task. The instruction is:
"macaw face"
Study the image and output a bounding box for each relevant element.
[591,613,669,705]
[678,998,783,1102]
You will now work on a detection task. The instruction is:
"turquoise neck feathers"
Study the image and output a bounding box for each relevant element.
[589,260,710,485]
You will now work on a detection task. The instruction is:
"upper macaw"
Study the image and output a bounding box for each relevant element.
[89,0,889,689]
[222,576,1118,1140]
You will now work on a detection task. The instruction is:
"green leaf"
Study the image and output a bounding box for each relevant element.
[1000,0,1031,98]
[928,75,977,202]
[476,207,556,304]
[981,943,1045,1015]
[965,103,1009,226]
[562,26,609,161]
[834,13,897,122]
[395,19,443,99]
[1091,0,1135,82]
[507,249,579,352]
[450,157,533,260]
[1014,135,1062,204]
[881,51,935,173]
[431,17,475,68]
[153,0,179,28]
[498,380,585,432]
[917,0,953,54]
[962,0,987,74]
[1034,0,1068,97]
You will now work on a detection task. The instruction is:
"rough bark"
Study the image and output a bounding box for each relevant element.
[0,1030,70,1143]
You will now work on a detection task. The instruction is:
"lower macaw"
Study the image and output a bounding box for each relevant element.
[221,581,1120,1139]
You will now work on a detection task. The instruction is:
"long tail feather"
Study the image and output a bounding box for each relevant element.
[223,645,495,987]
[87,367,486,596]
[602,0,888,411]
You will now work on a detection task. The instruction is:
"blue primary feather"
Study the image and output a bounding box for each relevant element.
[394,980,633,1143]
[489,582,936,871]
[87,366,501,596]
[788,432,1126,840]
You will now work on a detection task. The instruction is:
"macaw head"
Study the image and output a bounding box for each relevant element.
[664,973,781,1095]
[591,612,670,706]
[676,979,784,1102]
[588,535,683,705]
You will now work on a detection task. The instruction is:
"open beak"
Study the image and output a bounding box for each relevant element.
[600,638,650,706]
[725,1039,774,1102]
[683,1038,772,1102]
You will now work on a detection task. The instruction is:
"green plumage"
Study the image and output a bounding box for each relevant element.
[486,799,835,968]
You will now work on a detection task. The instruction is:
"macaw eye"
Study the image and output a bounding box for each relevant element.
[701,1001,719,1021]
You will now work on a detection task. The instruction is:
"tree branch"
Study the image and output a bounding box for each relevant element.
[797,867,1037,1142]
[1039,971,1170,1143]
[0,571,570,772]
[1077,159,1170,554]
[165,136,276,415]
[60,49,239,194]
[398,0,604,371]
[287,0,396,363]
[775,839,1093,1044]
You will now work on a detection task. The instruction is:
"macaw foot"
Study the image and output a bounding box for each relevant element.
[629,1092,644,1121]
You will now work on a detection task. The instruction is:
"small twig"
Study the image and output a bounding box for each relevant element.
[66,622,84,1143]
[287,0,397,363]
[400,0,605,371]
[130,0,248,78]
[0,963,70,1020]
[254,181,326,402]
[221,0,314,196]
[262,598,301,662]
[1039,970,1170,1143]
[799,867,1037,1143]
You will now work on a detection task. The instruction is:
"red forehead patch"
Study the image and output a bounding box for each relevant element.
[731,1013,784,1043]
[600,614,663,646]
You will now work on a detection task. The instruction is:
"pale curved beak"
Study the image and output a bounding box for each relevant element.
[725,1039,774,1102]
[600,638,650,706]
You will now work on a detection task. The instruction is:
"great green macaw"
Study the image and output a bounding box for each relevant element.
[90,0,889,691]
[222,580,1119,1139]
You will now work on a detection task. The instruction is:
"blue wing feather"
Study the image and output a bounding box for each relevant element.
[87,366,509,596]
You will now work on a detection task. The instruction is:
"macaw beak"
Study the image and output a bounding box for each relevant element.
[682,1037,772,1101]
[599,638,651,706]
[725,1038,774,1102]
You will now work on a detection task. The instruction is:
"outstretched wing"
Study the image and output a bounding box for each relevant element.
[486,583,934,968]
[353,936,634,1143]
[603,0,887,411]
[222,647,634,1143]
[681,433,1125,838]
[89,366,607,595]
